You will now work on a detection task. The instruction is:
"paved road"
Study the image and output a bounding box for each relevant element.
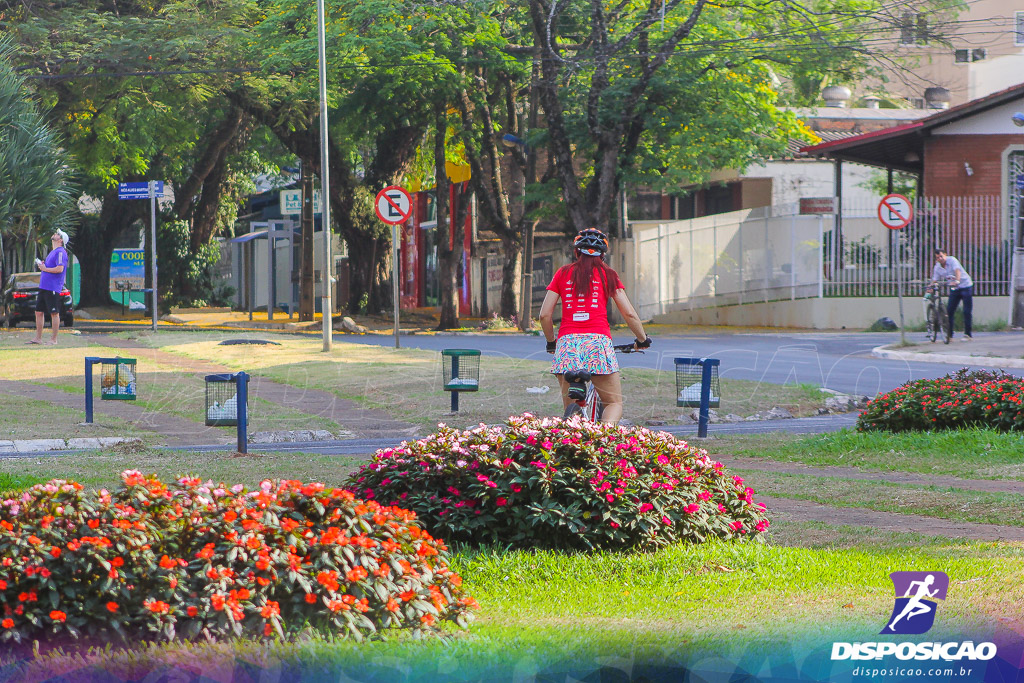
[337,331,1002,397]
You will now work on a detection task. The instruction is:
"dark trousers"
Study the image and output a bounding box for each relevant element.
[947,285,973,337]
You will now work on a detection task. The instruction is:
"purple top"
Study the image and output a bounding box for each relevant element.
[39,247,68,292]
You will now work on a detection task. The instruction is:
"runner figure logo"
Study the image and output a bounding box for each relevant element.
[883,571,949,635]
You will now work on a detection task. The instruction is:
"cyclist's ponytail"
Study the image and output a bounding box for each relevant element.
[571,254,617,299]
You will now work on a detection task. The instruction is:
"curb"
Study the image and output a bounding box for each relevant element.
[0,437,143,454]
[870,344,1024,369]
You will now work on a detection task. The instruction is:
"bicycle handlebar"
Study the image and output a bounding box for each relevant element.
[613,342,644,354]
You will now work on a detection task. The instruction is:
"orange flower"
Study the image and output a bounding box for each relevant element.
[1,618,12,628]
[255,558,270,571]
[49,547,61,559]
[304,593,317,604]
[110,557,124,568]
[223,510,238,522]
[420,613,435,626]
[106,602,118,612]
[145,600,170,614]
[0,580,6,591]
[168,577,178,589]
[263,623,273,636]
[211,594,226,611]
[399,590,416,602]
[87,519,100,529]
[346,566,368,583]
[27,535,41,545]
[50,610,66,622]
[386,598,400,612]
[0,521,12,531]
[260,601,280,619]
[158,555,177,569]
[256,577,271,587]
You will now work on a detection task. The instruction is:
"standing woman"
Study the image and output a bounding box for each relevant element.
[30,229,70,346]
[539,229,650,424]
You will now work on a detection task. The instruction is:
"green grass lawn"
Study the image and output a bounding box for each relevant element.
[0,393,156,443]
[709,428,1024,480]
[11,525,1022,682]
[125,331,832,430]
[738,468,1024,527]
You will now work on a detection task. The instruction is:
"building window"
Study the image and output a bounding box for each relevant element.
[900,12,929,45]
[954,48,987,63]
[1016,11,1024,46]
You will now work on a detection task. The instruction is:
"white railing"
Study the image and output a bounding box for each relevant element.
[629,195,1012,319]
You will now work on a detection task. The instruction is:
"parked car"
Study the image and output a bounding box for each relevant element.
[1,272,74,329]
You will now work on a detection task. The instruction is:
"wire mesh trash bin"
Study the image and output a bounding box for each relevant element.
[205,372,250,453]
[100,358,137,401]
[441,349,481,412]
[675,357,721,438]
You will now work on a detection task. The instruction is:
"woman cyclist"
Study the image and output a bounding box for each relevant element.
[539,228,651,424]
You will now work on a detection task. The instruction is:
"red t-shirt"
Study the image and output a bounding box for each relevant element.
[546,264,624,338]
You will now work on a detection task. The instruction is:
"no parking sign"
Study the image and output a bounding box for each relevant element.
[877,193,914,230]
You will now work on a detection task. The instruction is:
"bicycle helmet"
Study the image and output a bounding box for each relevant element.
[573,228,609,257]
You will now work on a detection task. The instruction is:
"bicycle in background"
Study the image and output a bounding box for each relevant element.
[924,281,950,344]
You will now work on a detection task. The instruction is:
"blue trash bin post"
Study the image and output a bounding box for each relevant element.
[84,357,98,423]
[235,371,248,454]
[674,357,721,438]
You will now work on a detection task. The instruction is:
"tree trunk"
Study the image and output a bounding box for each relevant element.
[76,192,145,308]
[499,234,523,319]
[434,104,458,330]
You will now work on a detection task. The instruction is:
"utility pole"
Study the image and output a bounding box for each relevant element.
[299,172,315,321]
[519,49,540,331]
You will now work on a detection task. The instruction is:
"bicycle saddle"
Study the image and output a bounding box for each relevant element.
[564,371,591,401]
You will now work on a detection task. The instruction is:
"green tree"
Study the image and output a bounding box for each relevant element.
[0,38,74,273]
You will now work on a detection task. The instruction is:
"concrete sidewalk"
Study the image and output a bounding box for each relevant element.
[872,330,1024,369]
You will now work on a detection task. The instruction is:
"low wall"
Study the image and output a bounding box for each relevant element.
[652,296,1009,329]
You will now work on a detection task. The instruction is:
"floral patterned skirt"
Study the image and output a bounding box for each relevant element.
[551,333,620,375]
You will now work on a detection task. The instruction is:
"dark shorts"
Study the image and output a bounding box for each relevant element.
[35,290,62,316]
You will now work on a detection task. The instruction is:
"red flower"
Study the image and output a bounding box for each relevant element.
[187,606,199,617]
[106,602,119,612]
[110,557,124,567]
[0,619,12,628]
[50,610,67,622]
[49,547,61,559]
[495,497,507,507]
[263,623,273,636]
[304,593,317,604]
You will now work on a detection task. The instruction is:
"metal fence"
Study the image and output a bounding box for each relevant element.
[826,196,1010,297]
[630,195,1013,319]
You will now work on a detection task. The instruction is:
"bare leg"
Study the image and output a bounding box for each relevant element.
[33,311,44,343]
[591,372,623,424]
[555,374,571,410]
[48,312,60,344]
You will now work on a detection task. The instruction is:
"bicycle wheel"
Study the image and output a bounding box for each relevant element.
[584,384,604,422]
[939,306,951,344]
[562,402,584,419]
[926,303,937,342]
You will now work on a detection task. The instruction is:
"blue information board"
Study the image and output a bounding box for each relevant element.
[109,249,147,306]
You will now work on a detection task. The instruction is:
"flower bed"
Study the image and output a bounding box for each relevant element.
[0,472,476,646]
[348,415,770,551]
[858,368,1024,432]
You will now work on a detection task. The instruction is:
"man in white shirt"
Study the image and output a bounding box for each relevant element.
[932,249,973,341]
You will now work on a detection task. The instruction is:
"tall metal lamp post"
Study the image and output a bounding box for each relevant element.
[316,0,333,351]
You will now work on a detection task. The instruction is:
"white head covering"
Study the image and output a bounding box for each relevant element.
[54,229,69,246]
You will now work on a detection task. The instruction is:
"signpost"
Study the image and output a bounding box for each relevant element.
[118,181,163,331]
[280,189,322,216]
[375,186,413,349]
[878,193,914,345]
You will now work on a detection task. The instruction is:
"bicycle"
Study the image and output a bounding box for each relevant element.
[562,342,644,421]
[924,281,951,344]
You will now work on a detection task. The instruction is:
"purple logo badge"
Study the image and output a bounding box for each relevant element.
[882,571,949,635]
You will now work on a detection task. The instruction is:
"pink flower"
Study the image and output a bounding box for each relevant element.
[755,520,770,532]
[684,503,700,514]
[733,476,744,485]
[657,455,669,465]
[698,491,712,501]
[717,503,727,513]
[542,440,553,450]
[609,521,620,529]
[606,494,616,503]
[729,520,743,531]
[661,516,672,525]
[639,503,654,513]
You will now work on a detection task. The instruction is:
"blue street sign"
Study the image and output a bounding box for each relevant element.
[118,181,164,200]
